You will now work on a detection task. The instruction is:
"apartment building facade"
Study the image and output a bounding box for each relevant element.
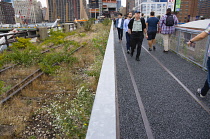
[14,0,43,24]
[103,0,117,18]
[89,0,99,18]
[126,0,135,13]
[135,0,168,20]
[175,0,210,23]
[117,0,121,11]
[0,2,15,24]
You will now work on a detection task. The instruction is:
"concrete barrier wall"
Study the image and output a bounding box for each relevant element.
[86,22,116,139]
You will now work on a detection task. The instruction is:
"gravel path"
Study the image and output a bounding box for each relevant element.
[115,29,210,139]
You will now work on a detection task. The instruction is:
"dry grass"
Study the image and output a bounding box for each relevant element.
[0,23,110,137]
[0,97,38,134]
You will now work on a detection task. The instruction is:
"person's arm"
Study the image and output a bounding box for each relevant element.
[128,19,133,34]
[146,22,148,30]
[115,19,118,28]
[145,22,148,38]
[159,16,164,33]
[141,18,147,36]
[174,15,179,25]
[187,31,208,45]
[123,20,126,30]
[157,22,160,33]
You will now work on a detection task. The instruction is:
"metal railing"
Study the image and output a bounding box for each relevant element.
[156,27,210,70]
[0,23,79,49]
[0,30,39,47]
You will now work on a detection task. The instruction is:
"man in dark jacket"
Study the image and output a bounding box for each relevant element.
[128,10,147,61]
[115,13,124,42]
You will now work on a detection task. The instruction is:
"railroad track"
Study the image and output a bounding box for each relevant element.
[0,45,83,104]
[0,44,60,74]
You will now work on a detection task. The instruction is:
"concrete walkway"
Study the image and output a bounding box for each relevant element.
[114,29,210,139]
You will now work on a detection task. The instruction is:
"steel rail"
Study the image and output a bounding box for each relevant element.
[0,44,57,74]
[0,45,84,104]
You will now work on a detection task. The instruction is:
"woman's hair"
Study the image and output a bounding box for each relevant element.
[166,8,172,15]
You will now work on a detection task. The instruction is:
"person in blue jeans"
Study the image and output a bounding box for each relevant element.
[187,23,210,97]
[115,13,124,42]
[123,12,133,54]
[146,11,159,51]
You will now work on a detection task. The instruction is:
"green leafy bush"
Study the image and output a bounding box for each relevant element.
[0,81,4,95]
[11,38,33,49]
[39,52,77,74]
[83,19,94,31]
[5,42,42,66]
[102,18,111,26]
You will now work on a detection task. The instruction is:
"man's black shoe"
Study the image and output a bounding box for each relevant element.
[153,46,156,50]
[148,48,152,51]
[163,50,168,53]
[136,57,140,61]
[130,51,133,57]
[127,50,130,54]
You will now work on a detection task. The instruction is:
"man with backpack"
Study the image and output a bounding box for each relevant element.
[159,8,178,53]
[128,10,147,61]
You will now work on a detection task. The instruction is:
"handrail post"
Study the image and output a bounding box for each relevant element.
[24,32,27,38]
[4,35,9,48]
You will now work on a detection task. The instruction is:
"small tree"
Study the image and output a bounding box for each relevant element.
[83,18,95,31]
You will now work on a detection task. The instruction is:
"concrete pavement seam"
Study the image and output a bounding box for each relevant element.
[142,45,210,115]
[120,43,155,139]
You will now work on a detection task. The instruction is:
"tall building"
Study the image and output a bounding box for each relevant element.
[176,0,197,23]
[0,2,15,24]
[126,0,135,13]
[14,0,43,24]
[102,0,117,18]
[197,0,210,20]
[117,0,121,11]
[42,7,48,21]
[48,0,88,22]
[119,6,126,16]
[89,0,99,18]
[176,0,210,23]
[2,0,14,6]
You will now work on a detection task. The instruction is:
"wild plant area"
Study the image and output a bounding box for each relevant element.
[0,20,111,138]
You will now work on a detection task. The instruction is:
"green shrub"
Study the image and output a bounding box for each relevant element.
[0,81,4,95]
[39,52,77,74]
[83,19,94,31]
[5,44,42,66]
[102,18,111,26]
[11,38,33,49]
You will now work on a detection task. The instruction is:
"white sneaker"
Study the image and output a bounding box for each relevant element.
[197,88,205,98]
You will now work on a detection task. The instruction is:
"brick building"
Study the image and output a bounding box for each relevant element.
[0,2,15,24]
[176,0,210,23]
[197,0,210,20]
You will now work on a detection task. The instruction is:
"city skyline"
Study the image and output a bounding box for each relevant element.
[37,0,126,7]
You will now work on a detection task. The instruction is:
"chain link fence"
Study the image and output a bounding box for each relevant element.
[156,27,210,70]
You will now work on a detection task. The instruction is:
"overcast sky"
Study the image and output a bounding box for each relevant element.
[37,0,126,8]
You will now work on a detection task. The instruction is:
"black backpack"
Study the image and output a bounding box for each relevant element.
[166,15,174,26]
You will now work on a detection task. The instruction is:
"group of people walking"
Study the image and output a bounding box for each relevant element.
[115,8,178,61]
[114,8,210,97]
